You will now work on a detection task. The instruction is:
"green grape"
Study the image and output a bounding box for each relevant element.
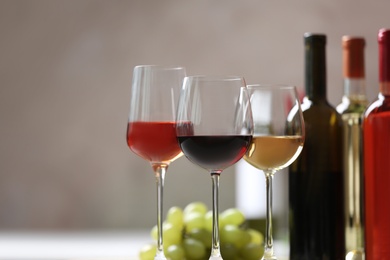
[220,208,245,227]
[247,228,264,245]
[166,244,185,260]
[220,224,243,246]
[139,243,156,260]
[150,222,182,246]
[184,212,205,233]
[220,243,238,260]
[166,206,184,229]
[187,228,212,248]
[183,238,206,259]
[240,243,264,260]
[163,222,182,246]
[235,229,251,249]
[204,210,213,232]
[151,225,158,240]
[184,201,208,216]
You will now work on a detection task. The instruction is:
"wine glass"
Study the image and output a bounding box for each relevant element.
[126,65,186,260]
[243,84,305,260]
[176,76,253,259]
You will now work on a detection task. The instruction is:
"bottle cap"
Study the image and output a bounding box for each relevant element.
[304,33,326,45]
[342,36,365,78]
[378,28,390,43]
[378,28,390,82]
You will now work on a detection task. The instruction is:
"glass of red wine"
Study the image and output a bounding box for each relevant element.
[176,76,254,260]
[126,65,186,260]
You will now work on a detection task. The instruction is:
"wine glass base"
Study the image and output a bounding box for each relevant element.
[346,250,365,260]
[154,251,167,260]
[209,256,223,260]
[262,255,277,260]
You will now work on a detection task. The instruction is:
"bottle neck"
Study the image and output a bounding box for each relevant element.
[305,37,327,101]
[344,78,367,101]
[380,82,390,96]
[379,29,390,96]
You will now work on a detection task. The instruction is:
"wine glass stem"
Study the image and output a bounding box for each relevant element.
[153,163,167,259]
[211,172,222,258]
[263,171,276,260]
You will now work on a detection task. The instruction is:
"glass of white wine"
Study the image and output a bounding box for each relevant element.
[243,84,305,260]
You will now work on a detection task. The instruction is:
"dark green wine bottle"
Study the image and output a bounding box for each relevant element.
[289,33,345,260]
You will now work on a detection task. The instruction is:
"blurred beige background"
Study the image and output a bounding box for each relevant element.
[0,0,386,232]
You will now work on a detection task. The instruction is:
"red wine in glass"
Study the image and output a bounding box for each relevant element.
[177,135,252,171]
[175,76,253,260]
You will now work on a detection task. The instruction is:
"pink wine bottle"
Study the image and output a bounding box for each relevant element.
[363,28,390,259]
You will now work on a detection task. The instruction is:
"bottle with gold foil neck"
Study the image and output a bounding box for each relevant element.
[336,36,368,260]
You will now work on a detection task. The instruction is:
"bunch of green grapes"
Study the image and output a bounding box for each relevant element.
[139,202,264,260]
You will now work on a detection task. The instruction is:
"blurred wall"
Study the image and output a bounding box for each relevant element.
[0,0,387,230]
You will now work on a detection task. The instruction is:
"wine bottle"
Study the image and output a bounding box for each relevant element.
[336,36,367,260]
[289,33,345,260]
[363,28,390,259]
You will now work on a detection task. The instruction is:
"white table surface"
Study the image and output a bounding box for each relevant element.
[0,231,150,260]
[0,231,289,260]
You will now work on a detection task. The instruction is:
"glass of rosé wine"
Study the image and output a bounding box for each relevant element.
[126,65,186,260]
[243,84,305,260]
[175,76,254,259]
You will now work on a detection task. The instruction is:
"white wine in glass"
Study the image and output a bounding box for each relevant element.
[244,84,305,260]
